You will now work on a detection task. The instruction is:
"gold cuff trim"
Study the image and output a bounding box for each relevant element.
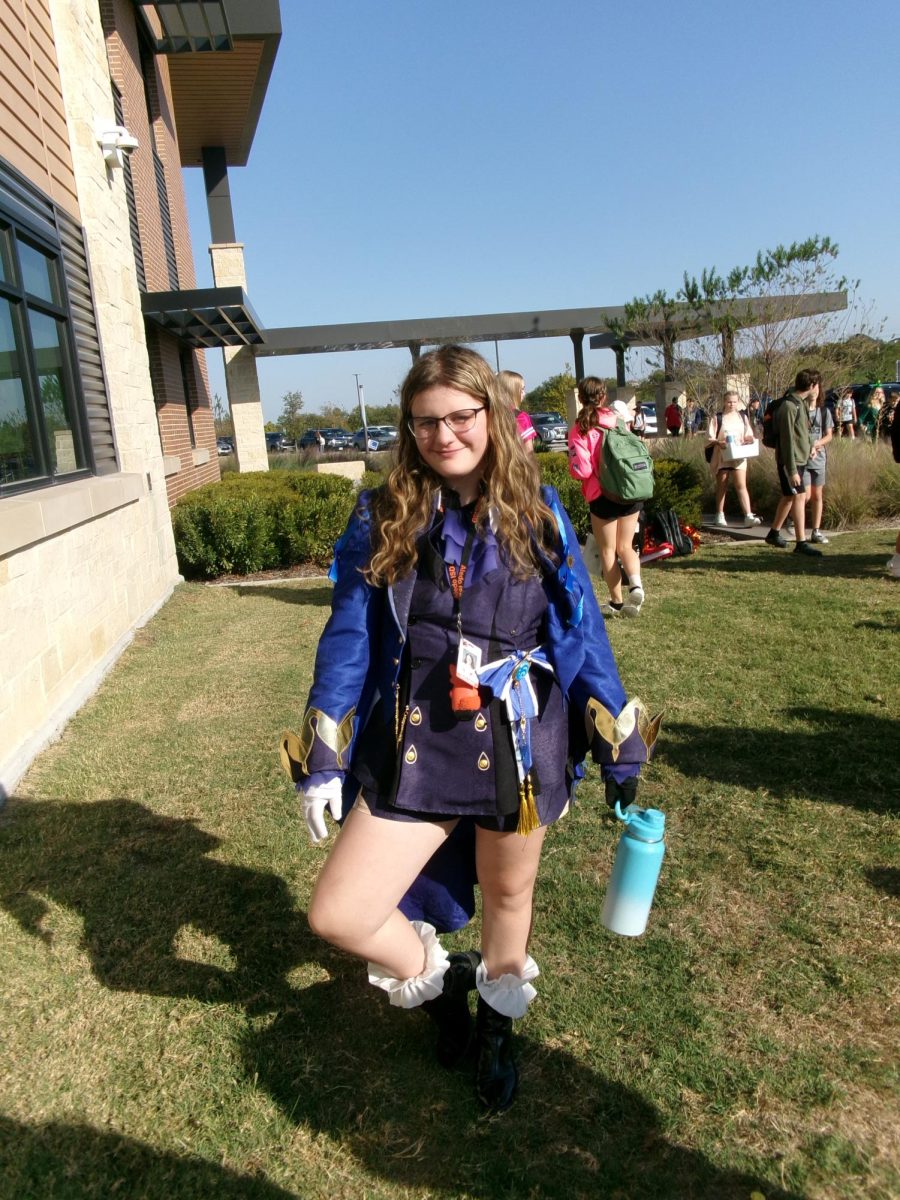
[279,706,356,781]
[584,696,662,762]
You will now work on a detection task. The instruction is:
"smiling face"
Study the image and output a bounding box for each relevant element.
[408,384,489,503]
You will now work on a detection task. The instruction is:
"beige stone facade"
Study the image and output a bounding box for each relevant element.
[0,0,185,794]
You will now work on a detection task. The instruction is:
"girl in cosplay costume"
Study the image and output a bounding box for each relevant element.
[281,346,659,1114]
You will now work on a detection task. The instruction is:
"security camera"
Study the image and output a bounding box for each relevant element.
[95,122,139,170]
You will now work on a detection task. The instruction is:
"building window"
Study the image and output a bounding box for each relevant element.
[0,214,90,491]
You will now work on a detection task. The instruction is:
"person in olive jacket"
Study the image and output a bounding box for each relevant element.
[764,368,824,558]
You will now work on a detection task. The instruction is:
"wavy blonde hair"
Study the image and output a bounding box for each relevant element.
[365,346,557,586]
[496,369,525,409]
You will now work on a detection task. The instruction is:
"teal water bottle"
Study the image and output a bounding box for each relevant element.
[601,804,666,937]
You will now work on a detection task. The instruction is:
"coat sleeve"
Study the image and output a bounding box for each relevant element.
[542,488,661,782]
[567,426,595,481]
[279,493,384,783]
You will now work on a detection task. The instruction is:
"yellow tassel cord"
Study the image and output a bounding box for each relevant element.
[516,774,540,837]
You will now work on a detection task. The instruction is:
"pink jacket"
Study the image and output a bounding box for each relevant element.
[568,409,617,502]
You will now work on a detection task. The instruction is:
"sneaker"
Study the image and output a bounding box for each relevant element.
[599,601,623,618]
[794,540,822,558]
[887,554,900,578]
[809,529,829,544]
[621,586,645,617]
[765,528,788,547]
[784,518,795,531]
[714,513,727,527]
[743,513,762,527]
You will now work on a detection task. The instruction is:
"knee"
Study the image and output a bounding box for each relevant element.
[307,886,353,947]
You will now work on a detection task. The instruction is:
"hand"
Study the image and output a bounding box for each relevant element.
[742,435,754,444]
[300,777,343,844]
[790,473,801,488]
[605,776,639,812]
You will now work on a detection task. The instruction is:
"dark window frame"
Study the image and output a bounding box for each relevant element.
[0,195,93,496]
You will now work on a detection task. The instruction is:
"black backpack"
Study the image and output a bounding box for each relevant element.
[650,509,693,556]
[761,395,787,449]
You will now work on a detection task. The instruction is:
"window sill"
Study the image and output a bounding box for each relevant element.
[0,473,146,559]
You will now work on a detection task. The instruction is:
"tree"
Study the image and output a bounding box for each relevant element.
[277,390,305,442]
[213,394,233,438]
[524,369,577,417]
[345,403,401,432]
[607,237,884,406]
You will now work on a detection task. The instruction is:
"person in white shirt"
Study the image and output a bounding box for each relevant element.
[705,392,762,528]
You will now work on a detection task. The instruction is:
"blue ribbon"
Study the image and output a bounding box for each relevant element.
[478,648,554,781]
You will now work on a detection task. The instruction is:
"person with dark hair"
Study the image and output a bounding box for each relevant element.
[283,346,656,1115]
[764,368,824,557]
[568,377,646,616]
[802,385,835,544]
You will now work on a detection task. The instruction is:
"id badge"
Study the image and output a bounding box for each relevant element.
[455,638,482,686]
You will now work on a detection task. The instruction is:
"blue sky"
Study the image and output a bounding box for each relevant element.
[183,0,900,423]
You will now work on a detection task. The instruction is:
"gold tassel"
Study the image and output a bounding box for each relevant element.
[516,774,540,837]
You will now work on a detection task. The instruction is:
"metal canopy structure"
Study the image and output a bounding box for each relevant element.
[136,1,282,167]
[255,306,632,358]
[141,287,266,349]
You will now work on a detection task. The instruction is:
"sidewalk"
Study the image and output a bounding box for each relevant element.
[699,514,844,542]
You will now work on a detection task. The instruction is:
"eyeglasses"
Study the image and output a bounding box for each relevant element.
[407,407,485,439]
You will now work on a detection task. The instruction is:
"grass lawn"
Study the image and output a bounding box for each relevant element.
[1,530,898,1200]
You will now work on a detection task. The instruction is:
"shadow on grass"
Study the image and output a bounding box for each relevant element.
[664,548,893,580]
[0,797,799,1199]
[0,1116,294,1200]
[661,708,897,814]
[865,866,900,896]
[0,798,334,1009]
[235,585,334,607]
[248,975,802,1200]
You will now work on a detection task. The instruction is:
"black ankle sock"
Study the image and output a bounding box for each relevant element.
[610,601,624,610]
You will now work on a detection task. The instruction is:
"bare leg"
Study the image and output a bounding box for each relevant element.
[733,468,753,516]
[807,483,823,530]
[714,470,728,514]
[476,825,547,978]
[771,494,792,531]
[308,804,455,978]
[591,514,622,603]
[615,511,642,581]
[791,492,807,543]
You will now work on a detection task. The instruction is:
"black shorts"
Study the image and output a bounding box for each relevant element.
[589,494,644,520]
[776,460,806,497]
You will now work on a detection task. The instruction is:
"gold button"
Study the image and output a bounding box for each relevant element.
[477,752,490,771]
[474,713,487,731]
[409,707,422,725]
[405,745,417,764]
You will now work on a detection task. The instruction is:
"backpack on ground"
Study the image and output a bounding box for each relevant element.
[761,395,787,450]
[598,419,655,503]
[650,508,694,556]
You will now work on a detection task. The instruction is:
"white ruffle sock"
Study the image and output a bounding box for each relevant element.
[367,920,450,1009]
[475,955,539,1018]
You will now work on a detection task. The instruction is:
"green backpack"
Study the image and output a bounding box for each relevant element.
[598,419,655,503]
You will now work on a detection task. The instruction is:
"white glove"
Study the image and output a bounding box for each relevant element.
[300,777,344,845]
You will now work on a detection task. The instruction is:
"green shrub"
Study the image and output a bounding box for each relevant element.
[646,455,704,525]
[537,452,590,540]
[172,472,354,578]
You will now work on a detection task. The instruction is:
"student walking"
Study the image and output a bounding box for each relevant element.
[764,369,824,558]
[705,391,762,527]
[568,378,646,617]
[802,387,835,544]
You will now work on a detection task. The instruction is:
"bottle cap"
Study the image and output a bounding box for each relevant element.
[622,806,665,842]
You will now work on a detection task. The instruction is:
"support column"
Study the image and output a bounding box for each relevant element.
[613,343,627,387]
[409,343,421,361]
[209,242,267,473]
[724,373,751,406]
[570,329,585,381]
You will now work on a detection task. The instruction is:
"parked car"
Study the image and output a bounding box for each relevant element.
[298,428,352,450]
[216,437,233,455]
[265,431,291,452]
[350,425,397,451]
[528,412,569,448]
[639,404,658,436]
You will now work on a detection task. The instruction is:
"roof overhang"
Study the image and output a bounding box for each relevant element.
[135,2,281,167]
[141,286,266,348]
[254,292,848,358]
[588,292,848,349]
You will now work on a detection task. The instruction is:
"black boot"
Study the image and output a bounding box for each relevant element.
[475,995,518,1113]
[422,950,481,1069]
